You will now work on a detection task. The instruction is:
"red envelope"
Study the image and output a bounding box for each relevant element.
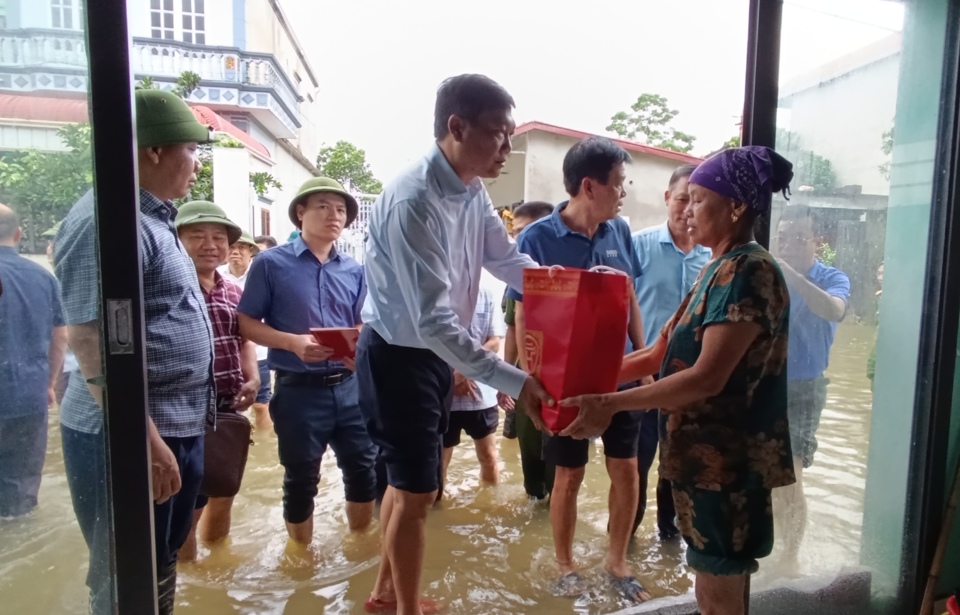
[309,327,360,361]
[522,267,630,432]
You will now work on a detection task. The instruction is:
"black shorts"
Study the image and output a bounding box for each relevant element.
[545,408,643,468]
[357,327,454,494]
[442,407,499,448]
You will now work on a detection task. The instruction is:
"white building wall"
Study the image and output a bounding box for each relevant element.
[13,0,51,29]
[0,122,68,152]
[521,131,687,232]
[779,54,900,196]
[128,0,234,46]
[212,146,252,231]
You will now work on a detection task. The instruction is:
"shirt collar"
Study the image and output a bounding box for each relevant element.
[294,236,342,262]
[657,221,710,255]
[551,201,610,239]
[139,187,176,221]
[427,143,483,200]
[0,245,17,256]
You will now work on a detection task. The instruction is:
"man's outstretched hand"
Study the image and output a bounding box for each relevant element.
[518,375,555,436]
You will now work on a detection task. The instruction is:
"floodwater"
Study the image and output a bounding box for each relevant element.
[0,292,875,614]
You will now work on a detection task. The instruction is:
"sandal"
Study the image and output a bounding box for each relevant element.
[364,596,444,614]
[608,574,652,602]
[552,571,587,597]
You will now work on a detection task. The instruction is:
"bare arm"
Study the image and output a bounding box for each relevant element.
[240,340,259,384]
[482,335,501,354]
[618,333,668,383]
[503,324,519,366]
[238,313,332,363]
[68,322,104,407]
[515,301,529,372]
[627,286,646,351]
[48,326,67,395]
[561,321,762,438]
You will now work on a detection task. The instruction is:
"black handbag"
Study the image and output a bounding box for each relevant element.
[200,411,252,498]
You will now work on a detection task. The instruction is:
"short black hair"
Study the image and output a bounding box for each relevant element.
[779,204,818,226]
[512,201,554,221]
[0,206,18,242]
[254,235,277,248]
[562,137,632,197]
[434,74,515,140]
[668,164,697,189]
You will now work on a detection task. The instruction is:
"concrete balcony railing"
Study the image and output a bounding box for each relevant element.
[0,29,302,136]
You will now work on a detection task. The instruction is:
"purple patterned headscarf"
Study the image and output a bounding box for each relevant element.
[688,146,794,214]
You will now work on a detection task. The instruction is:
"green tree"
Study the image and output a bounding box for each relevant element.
[776,129,836,193]
[879,121,894,181]
[606,93,696,153]
[0,124,93,251]
[316,141,383,194]
[250,171,283,197]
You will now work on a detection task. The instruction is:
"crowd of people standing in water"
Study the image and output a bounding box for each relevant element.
[0,72,855,615]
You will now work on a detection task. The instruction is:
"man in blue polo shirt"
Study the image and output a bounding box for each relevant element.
[773,204,850,574]
[630,163,711,539]
[509,137,651,603]
[238,177,377,546]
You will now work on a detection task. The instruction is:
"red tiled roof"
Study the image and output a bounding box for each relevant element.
[514,121,703,165]
[0,93,271,161]
[189,105,270,160]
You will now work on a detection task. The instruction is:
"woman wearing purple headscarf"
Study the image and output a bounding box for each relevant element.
[559,146,796,614]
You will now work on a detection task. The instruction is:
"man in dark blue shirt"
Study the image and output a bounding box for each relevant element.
[0,204,66,518]
[238,177,377,546]
[508,137,651,602]
[774,204,850,574]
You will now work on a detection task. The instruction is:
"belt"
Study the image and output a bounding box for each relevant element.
[275,370,351,388]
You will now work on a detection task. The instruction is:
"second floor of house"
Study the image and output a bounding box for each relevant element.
[0,0,320,150]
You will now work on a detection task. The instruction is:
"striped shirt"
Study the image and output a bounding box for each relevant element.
[55,188,215,437]
[205,273,244,399]
[452,287,505,412]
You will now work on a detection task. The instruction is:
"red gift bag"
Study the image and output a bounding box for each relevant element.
[522,266,630,432]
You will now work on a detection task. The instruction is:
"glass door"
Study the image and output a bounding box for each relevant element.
[0,0,157,613]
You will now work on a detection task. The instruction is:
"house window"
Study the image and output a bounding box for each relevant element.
[150,0,175,40]
[181,0,205,45]
[51,0,81,30]
[150,0,205,44]
[260,208,271,235]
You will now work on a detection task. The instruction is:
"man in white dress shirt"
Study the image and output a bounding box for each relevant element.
[357,74,553,615]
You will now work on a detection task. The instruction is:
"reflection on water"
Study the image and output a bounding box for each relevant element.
[0,321,875,614]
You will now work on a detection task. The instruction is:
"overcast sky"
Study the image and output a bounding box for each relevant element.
[284,0,904,181]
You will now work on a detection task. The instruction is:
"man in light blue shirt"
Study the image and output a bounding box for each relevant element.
[358,74,552,615]
[631,164,711,540]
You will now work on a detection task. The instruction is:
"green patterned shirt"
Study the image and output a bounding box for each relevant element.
[659,242,796,492]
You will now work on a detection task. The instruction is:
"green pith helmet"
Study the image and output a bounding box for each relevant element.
[41,221,62,238]
[175,200,242,245]
[135,89,212,148]
[233,231,260,255]
[288,177,359,229]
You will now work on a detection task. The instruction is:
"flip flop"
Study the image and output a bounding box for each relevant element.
[363,596,444,614]
[552,571,587,597]
[608,574,652,603]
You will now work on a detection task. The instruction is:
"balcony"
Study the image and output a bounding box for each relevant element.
[0,29,303,139]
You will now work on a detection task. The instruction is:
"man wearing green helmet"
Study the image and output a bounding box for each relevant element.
[238,176,376,546]
[54,89,215,615]
[173,201,260,563]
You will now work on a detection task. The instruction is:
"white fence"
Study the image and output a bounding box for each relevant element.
[335,192,376,263]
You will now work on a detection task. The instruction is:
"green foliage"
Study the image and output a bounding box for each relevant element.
[316,140,383,194]
[135,70,201,99]
[250,171,282,197]
[817,242,837,267]
[606,93,696,153]
[776,128,836,193]
[879,121,894,181]
[724,134,741,149]
[0,124,92,250]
